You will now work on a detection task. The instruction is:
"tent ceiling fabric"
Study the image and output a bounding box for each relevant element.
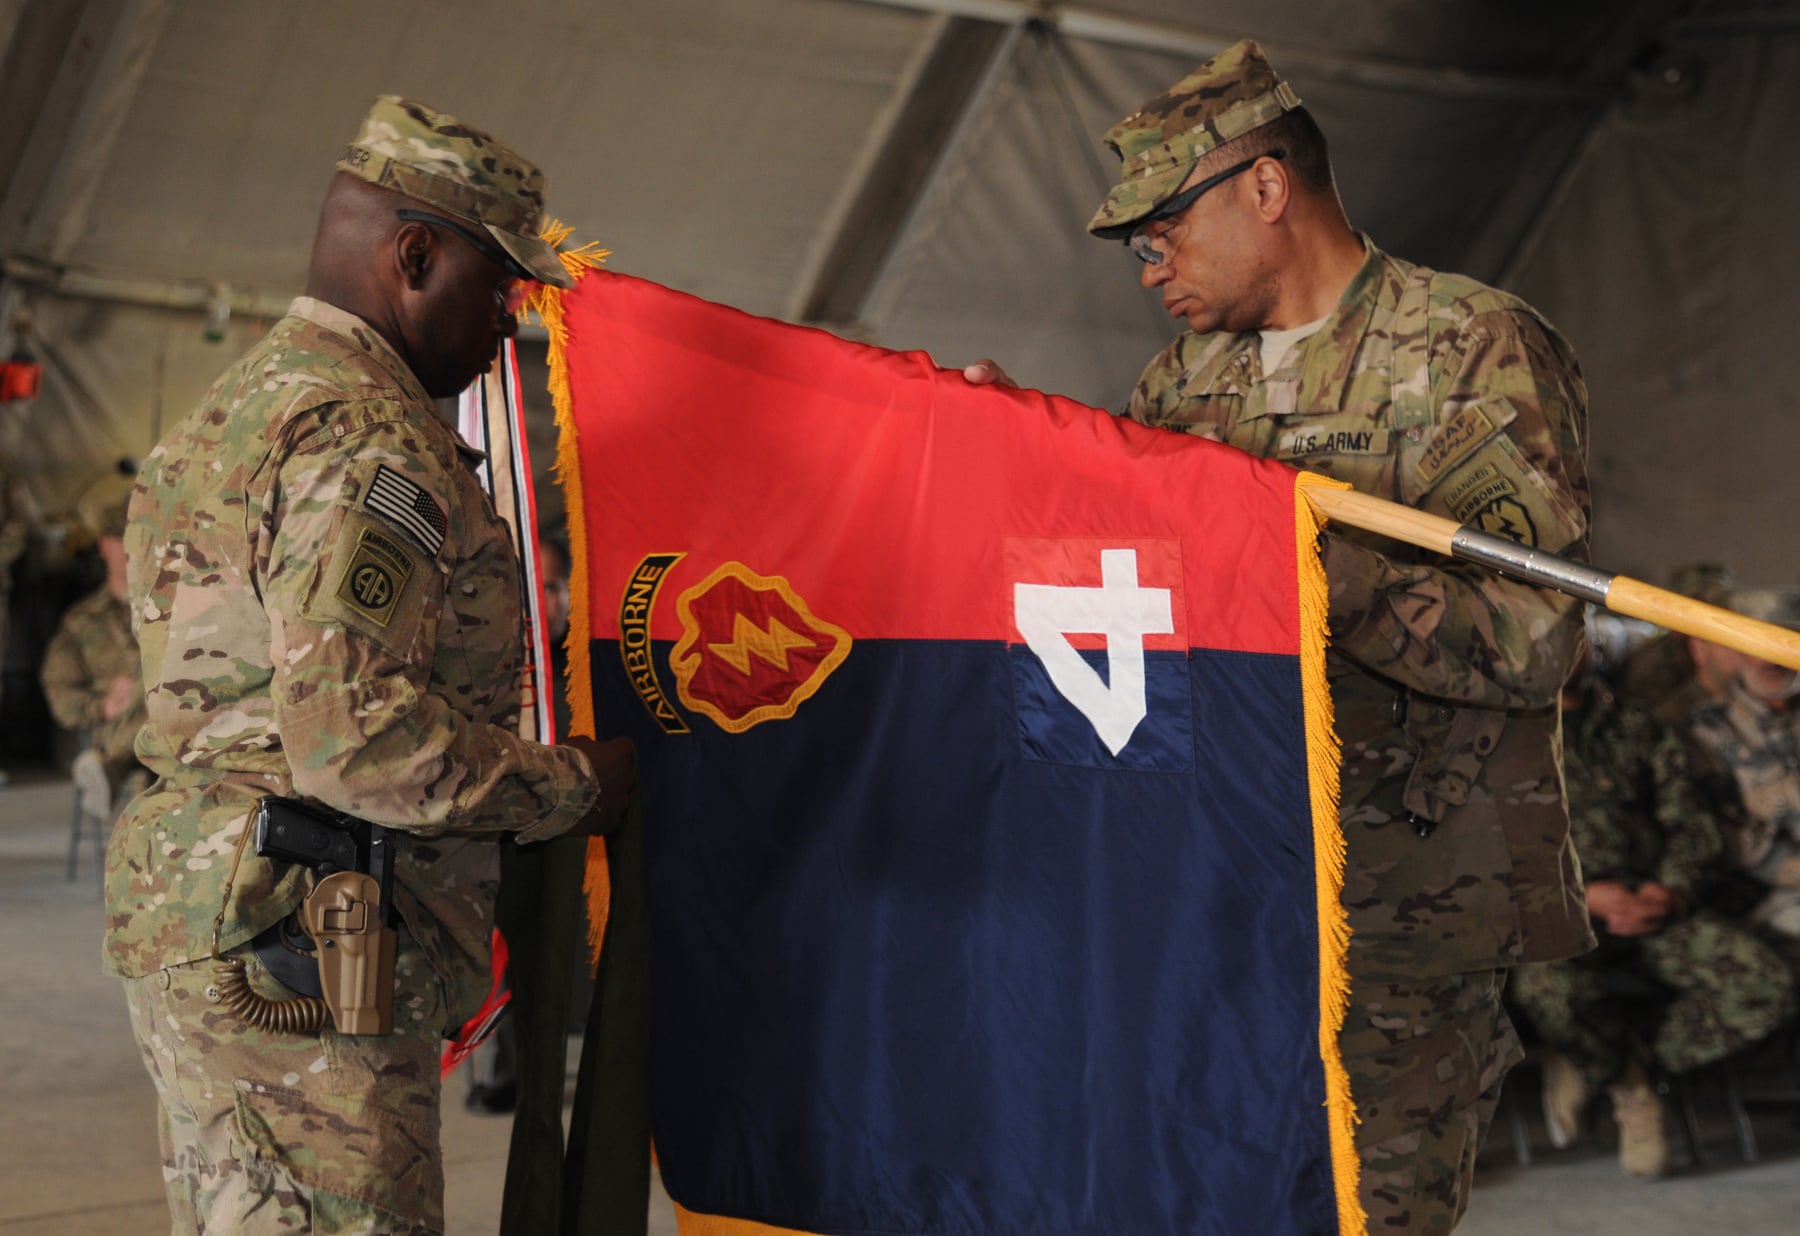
[1,0,1795,590]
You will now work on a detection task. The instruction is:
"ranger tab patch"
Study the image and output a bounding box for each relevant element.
[364,465,446,556]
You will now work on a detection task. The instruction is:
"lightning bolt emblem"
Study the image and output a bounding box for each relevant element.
[1478,497,1537,545]
[669,560,854,733]
[708,613,814,675]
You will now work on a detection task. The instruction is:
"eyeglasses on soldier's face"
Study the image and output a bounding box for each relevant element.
[1126,149,1286,266]
[395,208,536,314]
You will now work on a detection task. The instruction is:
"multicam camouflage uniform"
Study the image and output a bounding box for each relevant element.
[105,98,589,1233]
[1089,40,1592,1234]
[39,581,146,784]
[1509,683,1793,1092]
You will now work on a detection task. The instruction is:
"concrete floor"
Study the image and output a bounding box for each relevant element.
[4,771,1799,1235]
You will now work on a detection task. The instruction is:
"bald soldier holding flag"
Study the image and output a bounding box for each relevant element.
[971,40,1592,1232]
[105,97,635,1233]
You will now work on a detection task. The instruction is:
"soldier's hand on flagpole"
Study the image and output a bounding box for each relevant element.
[563,735,638,836]
[961,359,1015,387]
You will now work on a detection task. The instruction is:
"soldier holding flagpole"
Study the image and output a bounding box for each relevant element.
[974,39,1593,1232]
[104,96,635,1233]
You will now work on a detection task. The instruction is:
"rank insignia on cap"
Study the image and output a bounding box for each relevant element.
[364,465,446,556]
[670,562,852,734]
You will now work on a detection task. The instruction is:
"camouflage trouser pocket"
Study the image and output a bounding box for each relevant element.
[1341,969,1520,1235]
[233,1080,443,1235]
[123,947,446,1235]
[1353,1101,1484,1236]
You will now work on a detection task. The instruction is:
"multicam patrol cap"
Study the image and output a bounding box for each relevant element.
[77,473,133,540]
[1087,39,1301,240]
[338,95,573,289]
[1666,562,1735,607]
[1733,587,1800,632]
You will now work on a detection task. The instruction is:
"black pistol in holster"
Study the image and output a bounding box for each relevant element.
[252,796,399,1036]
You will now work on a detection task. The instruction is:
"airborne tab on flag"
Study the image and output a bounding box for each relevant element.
[551,271,1359,1236]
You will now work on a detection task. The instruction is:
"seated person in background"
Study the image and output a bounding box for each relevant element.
[1509,636,1795,1180]
[1682,588,1800,953]
[1614,563,1744,724]
[40,489,147,818]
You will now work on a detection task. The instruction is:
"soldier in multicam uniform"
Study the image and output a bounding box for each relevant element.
[1681,588,1800,952]
[105,96,636,1234]
[0,457,28,783]
[1509,647,1793,1179]
[973,39,1592,1233]
[40,487,148,817]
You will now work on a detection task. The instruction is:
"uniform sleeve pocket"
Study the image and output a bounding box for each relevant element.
[301,505,445,659]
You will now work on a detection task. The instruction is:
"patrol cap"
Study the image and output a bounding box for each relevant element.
[1666,562,1734,607]
[78,474,133,540]
[1088,39,1302,240]
[1733,587,1800,632]
[338,95,573,289]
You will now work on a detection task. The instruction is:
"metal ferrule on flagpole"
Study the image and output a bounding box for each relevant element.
[1302,482,1800,672]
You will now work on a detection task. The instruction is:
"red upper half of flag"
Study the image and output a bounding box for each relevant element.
[564,271,1304,657]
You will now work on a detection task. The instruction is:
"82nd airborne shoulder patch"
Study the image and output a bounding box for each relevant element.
[337,524,415,626]
[304,508,433,653]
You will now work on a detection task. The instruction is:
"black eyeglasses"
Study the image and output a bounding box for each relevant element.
[1127,149,1286,266]
[395,209,535,312]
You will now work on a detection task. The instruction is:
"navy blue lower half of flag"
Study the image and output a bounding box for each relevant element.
[593,639,1335,1236]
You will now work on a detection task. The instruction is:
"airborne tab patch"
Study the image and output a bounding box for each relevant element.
[619,553,690,733]
[363,465,446,556]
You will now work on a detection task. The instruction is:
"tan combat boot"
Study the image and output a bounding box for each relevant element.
[1539,1050,1590,1149]
[1609,1065,1672,1179]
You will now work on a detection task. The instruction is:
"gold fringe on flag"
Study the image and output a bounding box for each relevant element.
[530,226,820,1236]
[670,1201,814,1236]
[1292,470,1364,1236]
[526,224,615,967]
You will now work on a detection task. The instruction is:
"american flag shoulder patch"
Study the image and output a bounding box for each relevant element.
[363,464,447,557]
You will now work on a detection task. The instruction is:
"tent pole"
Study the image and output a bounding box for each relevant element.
[843,0,1610,104]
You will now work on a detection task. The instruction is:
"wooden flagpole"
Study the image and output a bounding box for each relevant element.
[1303,484,1800,672]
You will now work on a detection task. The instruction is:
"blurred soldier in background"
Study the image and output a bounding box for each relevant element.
[40,482,147,818]
[1614,563,1744,722]
[1682,588,1800,953]
[0,455,29,784]
[1510,637,1794,1179]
